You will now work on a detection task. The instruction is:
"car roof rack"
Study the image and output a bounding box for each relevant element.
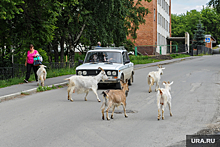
[91,46,125,50]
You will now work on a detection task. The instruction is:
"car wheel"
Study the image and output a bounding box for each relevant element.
[120,74,124,82]
[128,73,133,85]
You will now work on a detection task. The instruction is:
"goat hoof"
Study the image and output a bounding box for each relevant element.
[70,99,73,102]
[98,100,101,102]
[162,117,164,120]
[102,116,105,120]
[125,115,128,118]
[107,118,110,121]
[170,113,173,117]
[85,99,87,101]
[111,115,113,119]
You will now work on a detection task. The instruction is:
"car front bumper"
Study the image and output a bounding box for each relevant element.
[99,78,120,83]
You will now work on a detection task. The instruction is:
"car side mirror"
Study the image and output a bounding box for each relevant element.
[78,60,83,64]
[124,60,130,64]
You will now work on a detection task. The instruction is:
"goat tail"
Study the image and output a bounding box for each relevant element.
[64,78,71,81]
[157,88,163,95]
[147,75,151,85]
[148,75,154,85]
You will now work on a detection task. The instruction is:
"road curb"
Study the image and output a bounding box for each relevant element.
[134,56,197,70]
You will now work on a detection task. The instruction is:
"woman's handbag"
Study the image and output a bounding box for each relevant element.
[33,54,43,66]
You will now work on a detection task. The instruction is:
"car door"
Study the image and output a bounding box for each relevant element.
[125,52,133,79]
[122,51,130,81]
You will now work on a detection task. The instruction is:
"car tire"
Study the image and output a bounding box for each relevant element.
[128,73,133,85]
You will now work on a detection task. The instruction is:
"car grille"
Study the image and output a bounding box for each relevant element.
[76,70,118,76]
[87,70,100,75]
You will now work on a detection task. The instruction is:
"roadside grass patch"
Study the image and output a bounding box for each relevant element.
[198,53,210,56]
[37,86,53,92]
[58,85,63,88]
[37,84,60,92]
[21,92,30,95]
[52,85,57,89]
[170,54,190,58]
[130,55,163,65]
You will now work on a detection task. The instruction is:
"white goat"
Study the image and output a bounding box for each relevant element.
[65,67,108,102]
[157,81,173,120]
[147,65,165,93]
[37,65,47,86]
[101,80,129,120]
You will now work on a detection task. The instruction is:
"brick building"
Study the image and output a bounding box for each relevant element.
[130,0,172,55]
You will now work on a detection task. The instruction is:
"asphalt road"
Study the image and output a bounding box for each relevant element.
[1,55,220,147]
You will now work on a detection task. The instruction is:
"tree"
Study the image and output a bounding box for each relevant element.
[201,6,220,45]
[208,0,220,13]
[192,21,205,49]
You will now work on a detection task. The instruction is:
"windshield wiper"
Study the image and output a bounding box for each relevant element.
[104,61,113,64]
[90,62,98,64]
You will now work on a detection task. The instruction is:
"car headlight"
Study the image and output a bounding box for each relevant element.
[112,71,117,76]
[107,71,111,76]
[78,71,82,75]
[83,71,87,75]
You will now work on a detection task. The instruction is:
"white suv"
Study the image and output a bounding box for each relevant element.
[76,47,134,88]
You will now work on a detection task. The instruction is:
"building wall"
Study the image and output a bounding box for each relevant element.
[133,0,157,46]
[157,0,171,46]
[130,0,171,55]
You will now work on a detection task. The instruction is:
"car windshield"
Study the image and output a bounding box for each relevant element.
[84,52,122,63]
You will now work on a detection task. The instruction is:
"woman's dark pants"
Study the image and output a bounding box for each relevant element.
[25,63,38,81]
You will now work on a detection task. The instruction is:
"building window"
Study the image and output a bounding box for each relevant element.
[154,9,156,21]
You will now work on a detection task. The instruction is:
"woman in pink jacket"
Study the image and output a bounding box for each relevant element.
[24,44,39,83]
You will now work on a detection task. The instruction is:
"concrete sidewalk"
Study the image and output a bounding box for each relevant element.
[0,56,199,102]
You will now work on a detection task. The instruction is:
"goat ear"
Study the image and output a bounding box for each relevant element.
[101,91,107,97]
[163,82,166,86]
[169,81,173,85]
[157,65,160,68]
[163,81,167,84]
[162,67,165,70]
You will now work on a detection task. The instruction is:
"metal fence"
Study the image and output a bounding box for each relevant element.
[189,45,213,56]
[0,62,78,80]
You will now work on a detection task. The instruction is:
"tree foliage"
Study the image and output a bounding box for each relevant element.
[193,21,206,49]
[208,0,220,13]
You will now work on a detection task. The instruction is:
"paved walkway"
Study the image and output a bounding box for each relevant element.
[0,56,199,102]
